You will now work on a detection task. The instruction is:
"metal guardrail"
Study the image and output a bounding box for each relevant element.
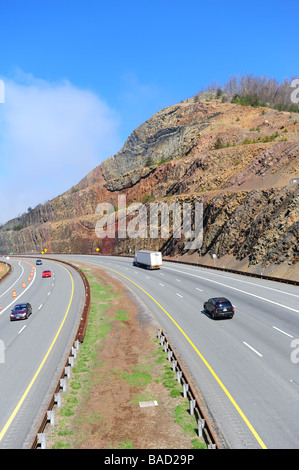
[6,251,297,447]
[17,255,91,342]
[0,261,11,283]
[14,251,299,285]
[157,329,219,449]
[52,252,299,285]
[60,258,90,343]
[163,258,299,286]
[28,257,90,449]
[31,340,80,449]
[26,254,219,449]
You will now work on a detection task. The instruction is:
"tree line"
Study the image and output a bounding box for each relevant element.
[199,74,299,112]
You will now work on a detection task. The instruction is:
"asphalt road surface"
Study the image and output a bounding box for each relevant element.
[52,254,299,449]
[0,257,85,449]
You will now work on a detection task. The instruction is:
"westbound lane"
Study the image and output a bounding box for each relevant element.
[53,254,299,449]
[0,257,85,448]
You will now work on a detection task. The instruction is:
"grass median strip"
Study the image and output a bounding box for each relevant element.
[47,266,206,449]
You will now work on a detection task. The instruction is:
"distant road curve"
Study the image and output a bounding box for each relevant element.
[0,257,85,449]
[51,254,299,449]
[0,260,11,282]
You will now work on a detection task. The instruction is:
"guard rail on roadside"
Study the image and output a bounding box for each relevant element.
[5,252,297,447]
[163,257,299,286]
[0,261,11,283]
[15,251,298,286]
[157,328,220,449]
[17,255,91,342]
[15,256,91,449]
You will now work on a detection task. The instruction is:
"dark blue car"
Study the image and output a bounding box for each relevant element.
[10,303,32,321]
[203,297,234,319]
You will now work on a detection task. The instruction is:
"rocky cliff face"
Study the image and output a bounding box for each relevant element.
[1,97,298,279]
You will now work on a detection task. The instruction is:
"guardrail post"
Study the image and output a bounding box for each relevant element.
[60,378,67,392]
[177,370,182,383]
[47,410,55,426]
[172,360,177,372]
[189,399,196,415]
[72,346,77,358]
[160,335,165,346]
[54,392,62,407]
[198,418,205,437]
[183,383,189,398]
[167,350,173,361]
[68,356,74,367]
[37,433,46,449]
[75,339,79,351]
[65,366,71,378]
[163,342,168,353]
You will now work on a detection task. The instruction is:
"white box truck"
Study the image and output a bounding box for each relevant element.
[133,250,162,270]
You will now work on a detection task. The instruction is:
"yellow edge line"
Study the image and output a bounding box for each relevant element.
[0,262,74,442]
[91,262,267,449]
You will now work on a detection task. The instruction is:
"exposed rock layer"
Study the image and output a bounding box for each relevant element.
[1,99,298,279]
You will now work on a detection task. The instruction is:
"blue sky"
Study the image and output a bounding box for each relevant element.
[0,0,298,223]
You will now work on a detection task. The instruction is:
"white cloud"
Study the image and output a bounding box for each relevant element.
[0,72,122,224]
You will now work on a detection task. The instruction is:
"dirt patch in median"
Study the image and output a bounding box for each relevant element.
[46,263,205,449]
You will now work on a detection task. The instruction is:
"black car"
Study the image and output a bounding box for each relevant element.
[203,297,234,319]
[36,259,42,265]
[10,303,32,321]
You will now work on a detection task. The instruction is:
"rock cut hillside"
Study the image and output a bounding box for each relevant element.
[1,97,298,280]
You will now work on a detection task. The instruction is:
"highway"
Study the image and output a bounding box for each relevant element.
[0,257,85,449]
[51,254,299,449]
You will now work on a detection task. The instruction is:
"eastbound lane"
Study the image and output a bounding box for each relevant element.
[0,257,85,449]
[54,254,299,449]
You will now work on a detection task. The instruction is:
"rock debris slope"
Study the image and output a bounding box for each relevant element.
[0,98,298,280]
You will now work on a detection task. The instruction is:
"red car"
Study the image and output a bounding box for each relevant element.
[42,270,51,278]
